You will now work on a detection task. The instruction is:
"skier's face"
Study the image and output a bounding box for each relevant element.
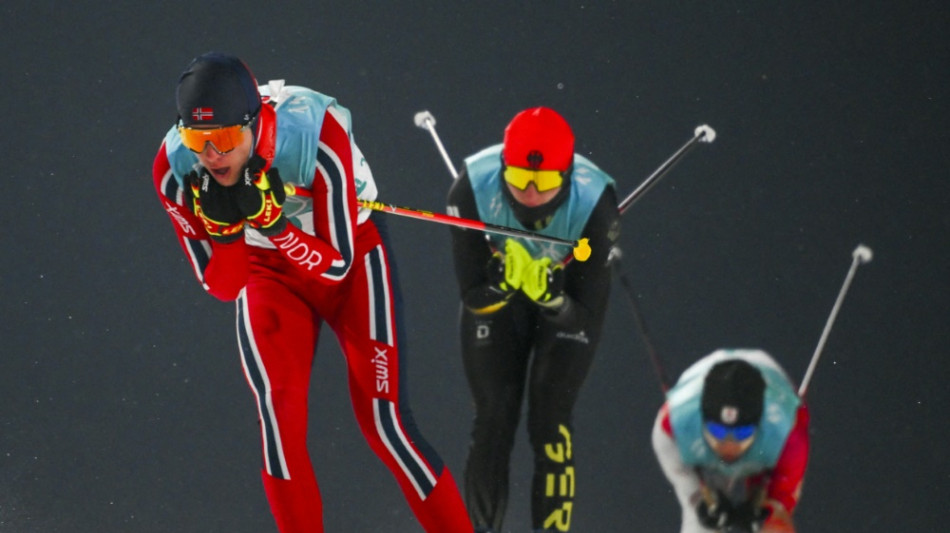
[505,181,562,208]
[702,425,756,463]
[192,126,254,187]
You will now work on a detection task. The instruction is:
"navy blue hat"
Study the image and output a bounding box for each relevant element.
[176,52,261,127]
[701,359,766,426]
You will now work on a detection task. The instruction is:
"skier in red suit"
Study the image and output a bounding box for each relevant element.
[151,52,472,533]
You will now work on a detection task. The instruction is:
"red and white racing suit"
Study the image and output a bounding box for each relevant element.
[152,82,471,533]
[651,350,809,533]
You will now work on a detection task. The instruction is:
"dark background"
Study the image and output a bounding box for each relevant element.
[1,2,946,532]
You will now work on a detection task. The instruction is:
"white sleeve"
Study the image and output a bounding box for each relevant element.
[652,408,712,533]
[351,138,376,224]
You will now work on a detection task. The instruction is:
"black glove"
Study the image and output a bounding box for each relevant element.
[183,167,245,243]
[726,499,768,532]
[233,155,288,237]
[697,495,767,532]
[696,495,732,530]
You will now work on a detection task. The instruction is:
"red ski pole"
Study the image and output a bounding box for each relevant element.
[283,184,592,262]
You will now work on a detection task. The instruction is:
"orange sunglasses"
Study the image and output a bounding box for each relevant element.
[177,123,248,154]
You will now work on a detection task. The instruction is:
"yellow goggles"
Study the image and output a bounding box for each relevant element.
[503,166,564,192]
[177,123,247,154]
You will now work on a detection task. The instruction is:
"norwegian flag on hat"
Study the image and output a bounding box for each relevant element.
[192,107,214,121]
[176,53,261,126]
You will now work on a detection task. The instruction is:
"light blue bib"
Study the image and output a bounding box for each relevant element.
[465,144,614,262]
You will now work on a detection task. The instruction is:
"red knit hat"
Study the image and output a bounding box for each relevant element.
[502,107,574,172]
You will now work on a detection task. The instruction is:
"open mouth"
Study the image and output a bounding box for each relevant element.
[210,167,230,178]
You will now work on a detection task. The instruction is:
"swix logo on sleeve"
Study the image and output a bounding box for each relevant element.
[164,199,197,236]
[191,107,214,121]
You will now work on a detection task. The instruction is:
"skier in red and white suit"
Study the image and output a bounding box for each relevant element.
[151,52,472,533]
[652,349,809,533]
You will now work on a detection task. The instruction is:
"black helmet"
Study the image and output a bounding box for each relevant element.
[701,359,766,427]
[176,52,261,127]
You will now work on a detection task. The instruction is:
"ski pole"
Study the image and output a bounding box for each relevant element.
[414,110,459,179]
[283,184,592,262]
[798,244,874,398]
[618,125,716,214]
[609,125,716,393]
[610,247,672,393]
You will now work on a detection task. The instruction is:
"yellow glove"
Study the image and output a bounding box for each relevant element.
[501,238,532,291]
[521,257,565,308]
[476,239,533,315]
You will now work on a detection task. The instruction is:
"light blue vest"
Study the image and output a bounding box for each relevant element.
[667,349,801,479]
[464,144,614,262]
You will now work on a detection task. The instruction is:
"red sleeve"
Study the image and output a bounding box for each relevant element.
[267,223,342,279]
[202,240,249,301]
[659,402,674,436]
[152,143,205,241]
[152,142,248,301]
[307,107,359,282]
[767,404,810,515]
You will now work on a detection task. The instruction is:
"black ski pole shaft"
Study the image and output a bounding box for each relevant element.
[612,249,671,393]
[618,125,716,215]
